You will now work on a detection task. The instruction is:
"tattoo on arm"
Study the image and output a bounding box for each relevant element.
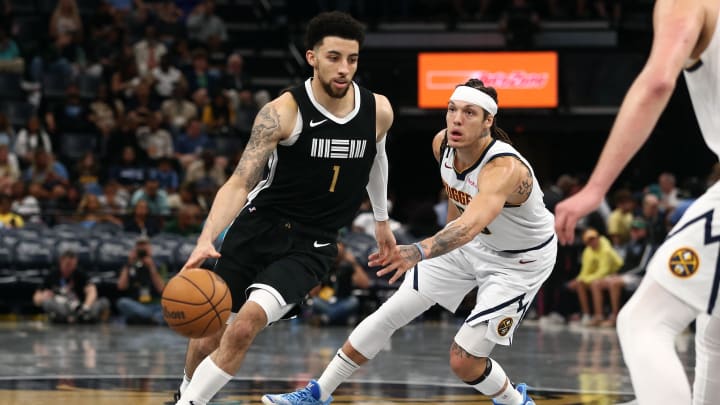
[233,104,281,188]
[451,342,482,359]
[430,221,470,258]
[516,168,532,197]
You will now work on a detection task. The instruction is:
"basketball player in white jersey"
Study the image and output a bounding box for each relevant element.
[262,79,556,405]
[555,1,720,403]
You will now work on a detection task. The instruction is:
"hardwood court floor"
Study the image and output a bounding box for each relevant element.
[0,319,695,404]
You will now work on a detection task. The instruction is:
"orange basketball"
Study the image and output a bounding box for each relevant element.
[161,268,232,338]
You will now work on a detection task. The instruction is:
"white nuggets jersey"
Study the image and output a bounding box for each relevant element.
[684,16,720,159]
[440,139,555,252]
[649,15,720,318]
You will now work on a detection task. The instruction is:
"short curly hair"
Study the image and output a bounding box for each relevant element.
[304,11,365,50]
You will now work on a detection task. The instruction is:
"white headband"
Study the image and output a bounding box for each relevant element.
[450,86,498,116]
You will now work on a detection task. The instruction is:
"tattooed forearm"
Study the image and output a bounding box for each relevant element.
[430,221,471,258]
[451,342,482,359]
[400,245,423,262]
[234,104,282,188]
[516,168,532,197]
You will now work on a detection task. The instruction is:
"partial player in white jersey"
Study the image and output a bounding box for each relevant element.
[262,79,556,405]
[555,1,720,404]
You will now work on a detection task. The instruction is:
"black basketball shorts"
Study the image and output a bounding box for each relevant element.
[213,205,338,314]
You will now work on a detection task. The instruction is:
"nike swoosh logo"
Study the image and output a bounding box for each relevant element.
[444,162,453,169]
[314,241,332,248]
[519,259,537,264]
[309,119,328,127]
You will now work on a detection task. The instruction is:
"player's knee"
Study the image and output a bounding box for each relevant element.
[191,330,223,356]
[449,346,487,381]
[225,317,261,349]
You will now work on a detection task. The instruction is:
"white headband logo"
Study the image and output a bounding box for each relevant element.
[449,86,498,116]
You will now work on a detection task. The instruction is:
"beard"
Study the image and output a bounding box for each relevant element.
[320,77,350,99]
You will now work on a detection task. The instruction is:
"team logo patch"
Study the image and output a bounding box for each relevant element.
[497,317,514,337]
[668,247,700,278]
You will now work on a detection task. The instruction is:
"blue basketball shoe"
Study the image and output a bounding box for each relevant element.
[261,380,332,405]
[492,383,535,405]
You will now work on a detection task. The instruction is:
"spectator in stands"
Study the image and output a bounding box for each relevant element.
[126,82,159,128]
[124,199,161,236]
[168,182,205,212]
[111,54,142,102]
[231,87,259,134]
[222,53,251,92]
[107,145,147,189]
[589,217,655,327]
[156,0,186,45]
[89,1,121,70]
[185,48,218,95]
[174,118,212,167]
[670,176,708,227]
[14,116,52,167]
[606,188,635,248]
[0,193,22,228]
[9,181,41,223]
[23,148,70,201]
[33,250,110,324]
[404,201,441,241]
[201,92,234,134]
[163,204,202,236]
[184,149,226,192]
[656,172,680,213]
[0,139,19,195]
[87,84,122,140]
[131,175,171,216]
[150,158,178,194]
[50,0,83,41]
[152,53,185,99]
[309,241,371,326]
[73,151,102,195]
[98,179,128,216]
[105,119,146,165]
[134,25,167,78]
[186,0,227,45]
[0,27,23,74]
[0,113,15,152]
[162,83,197,132]
[116,236,166,324]
[46,84,94,134]
[640,193,666,245]
[136,112,174,160]
[76,192,122,228]
[30,32,83,83]
[567,228,623,325]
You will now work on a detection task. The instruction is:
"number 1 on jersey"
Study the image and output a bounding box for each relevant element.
[329,165,340,192]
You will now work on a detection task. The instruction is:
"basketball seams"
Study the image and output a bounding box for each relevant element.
[162,269,232,338]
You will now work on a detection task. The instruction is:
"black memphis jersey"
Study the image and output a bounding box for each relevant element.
[248,79,377,232]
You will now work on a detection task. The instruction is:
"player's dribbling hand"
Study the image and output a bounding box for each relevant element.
[554,187,604,245]
[370,245,420,284]
[181,241,221,272]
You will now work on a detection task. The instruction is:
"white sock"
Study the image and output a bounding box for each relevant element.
[176,357,233,405]
[179,371,191,395]
[316,349,360,401]
[491,379,523,405]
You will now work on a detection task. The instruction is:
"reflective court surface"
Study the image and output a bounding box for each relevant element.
[0,320,695,404]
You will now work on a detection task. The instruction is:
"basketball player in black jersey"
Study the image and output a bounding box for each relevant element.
[173,12,396,405]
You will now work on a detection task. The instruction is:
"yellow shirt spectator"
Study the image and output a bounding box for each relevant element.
[607,209,633,246]
[577,230,623,284]
[0,211,23,228]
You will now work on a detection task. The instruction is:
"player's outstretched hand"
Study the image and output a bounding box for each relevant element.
[370,244,421,285]
[373,220,397,266]
[181,241,221,272]
[554,187,604,245]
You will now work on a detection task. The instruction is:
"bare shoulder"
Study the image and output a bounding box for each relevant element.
[432,128,447,162]
[256,92,298,140]
[373,93,394,139]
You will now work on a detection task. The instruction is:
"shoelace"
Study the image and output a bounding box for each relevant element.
[282,388,313,401]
